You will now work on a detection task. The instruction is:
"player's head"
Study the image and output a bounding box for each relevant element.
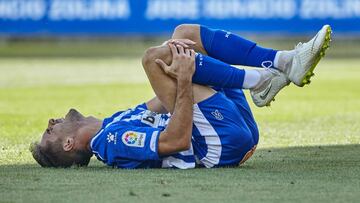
[30,109,96,168]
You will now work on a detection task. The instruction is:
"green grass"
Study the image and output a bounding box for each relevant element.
[0,57,359,203]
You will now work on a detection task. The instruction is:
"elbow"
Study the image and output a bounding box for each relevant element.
[174,135,191,152]
[177,140,191,152]
[158,131,192,155]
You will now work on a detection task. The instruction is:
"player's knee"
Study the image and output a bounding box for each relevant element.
[142,46,160,73]
[142,45,171,72]
[173,24,198,39]
[142,46,158,66]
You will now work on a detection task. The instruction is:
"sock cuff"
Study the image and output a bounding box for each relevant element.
[273,51,281,68]
[269,50,278,66]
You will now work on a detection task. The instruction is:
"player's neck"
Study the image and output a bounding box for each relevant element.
[78,118,103,152]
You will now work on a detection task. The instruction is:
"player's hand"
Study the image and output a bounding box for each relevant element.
[155,43,196,80]
[162,39,196,49]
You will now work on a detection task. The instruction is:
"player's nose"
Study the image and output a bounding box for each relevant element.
[48,118,55,127]
[55,118,64,123]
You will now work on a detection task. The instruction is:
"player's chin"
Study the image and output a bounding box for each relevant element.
[74,150,93,167]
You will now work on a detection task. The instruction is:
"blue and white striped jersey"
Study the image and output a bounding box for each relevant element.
[90,103,196,169]
[91,89,259,169]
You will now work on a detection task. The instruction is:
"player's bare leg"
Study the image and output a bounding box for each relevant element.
[147,43,289,107]
[142,44,215,113]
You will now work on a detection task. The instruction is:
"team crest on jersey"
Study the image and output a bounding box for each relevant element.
[122,131,146,147]
[107,132,117,144]
[211,110,224,120]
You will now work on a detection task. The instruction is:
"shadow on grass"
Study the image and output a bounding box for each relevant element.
[0,145,360,203]
[1,144,359,172]
[1,144,359,203]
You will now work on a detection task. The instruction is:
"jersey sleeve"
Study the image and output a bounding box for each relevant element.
[104,124,161,162]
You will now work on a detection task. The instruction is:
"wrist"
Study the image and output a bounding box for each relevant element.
[178,74,193,83]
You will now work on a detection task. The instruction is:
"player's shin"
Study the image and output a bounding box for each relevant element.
[192,53,291,107]
[193,53,246,89]
[200,26,278,68]
[193,53,269,90]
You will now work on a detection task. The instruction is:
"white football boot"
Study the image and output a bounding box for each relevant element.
[287,25,332,87]
[250,68,290,107]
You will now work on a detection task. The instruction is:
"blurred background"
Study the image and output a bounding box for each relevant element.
[0,0,360,58]
[1,2,360,202]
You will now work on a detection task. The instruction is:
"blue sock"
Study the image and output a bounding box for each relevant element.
[200,25,278,68]
[192,53,245,89]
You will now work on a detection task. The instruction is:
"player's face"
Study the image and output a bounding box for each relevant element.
[40,109,85,147]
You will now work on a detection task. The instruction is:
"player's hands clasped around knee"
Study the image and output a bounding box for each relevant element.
[162,39,196,49]
[155,43,196,81]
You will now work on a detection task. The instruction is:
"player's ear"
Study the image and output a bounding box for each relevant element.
[63,137,74,152]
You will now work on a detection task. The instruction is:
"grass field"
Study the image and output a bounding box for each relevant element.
[0,56,359,203]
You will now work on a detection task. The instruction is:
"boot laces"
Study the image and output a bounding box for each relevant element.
[261,61,280,76]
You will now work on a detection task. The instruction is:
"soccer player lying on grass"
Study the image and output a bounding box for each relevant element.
[30,24,332,169]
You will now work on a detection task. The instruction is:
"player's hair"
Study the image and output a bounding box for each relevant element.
[29,139,92,168]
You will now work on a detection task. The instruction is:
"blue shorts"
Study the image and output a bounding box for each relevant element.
[192,88,259,168]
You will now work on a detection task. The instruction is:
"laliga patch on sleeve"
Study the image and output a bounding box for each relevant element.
[121,131,146,148]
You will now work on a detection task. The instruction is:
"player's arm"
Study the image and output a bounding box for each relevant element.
[146,97,168,114]
[157,45,196,155]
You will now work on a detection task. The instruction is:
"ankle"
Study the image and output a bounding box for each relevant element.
[243,70,261,89]
[274,50,295,73]
[251,69,273,90]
